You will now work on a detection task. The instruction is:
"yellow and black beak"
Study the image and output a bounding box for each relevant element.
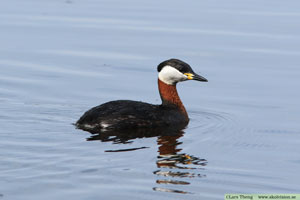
[184,73,208,82]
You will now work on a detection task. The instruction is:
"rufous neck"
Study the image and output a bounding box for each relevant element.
[158,79,188,116]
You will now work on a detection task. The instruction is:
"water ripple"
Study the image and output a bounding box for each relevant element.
[189,109,234,133]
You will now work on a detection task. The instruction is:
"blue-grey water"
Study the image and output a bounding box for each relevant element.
[1,0,300,199]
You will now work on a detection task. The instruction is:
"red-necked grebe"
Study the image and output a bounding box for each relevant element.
[76,59,207,133]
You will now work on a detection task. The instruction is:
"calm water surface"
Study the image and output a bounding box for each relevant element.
[1,0,300,199]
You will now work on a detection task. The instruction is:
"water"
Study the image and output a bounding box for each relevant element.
[1,0,300,199]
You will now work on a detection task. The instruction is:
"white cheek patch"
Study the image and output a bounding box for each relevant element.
[158,66,188,85]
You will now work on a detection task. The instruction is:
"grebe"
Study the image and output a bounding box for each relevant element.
[76,59,207,133]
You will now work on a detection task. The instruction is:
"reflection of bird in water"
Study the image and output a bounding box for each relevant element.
[153,133,207,194]
[76,59,207,133]
[86,128,207,194]
[87,127,183,145]
[156,134,207,169]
